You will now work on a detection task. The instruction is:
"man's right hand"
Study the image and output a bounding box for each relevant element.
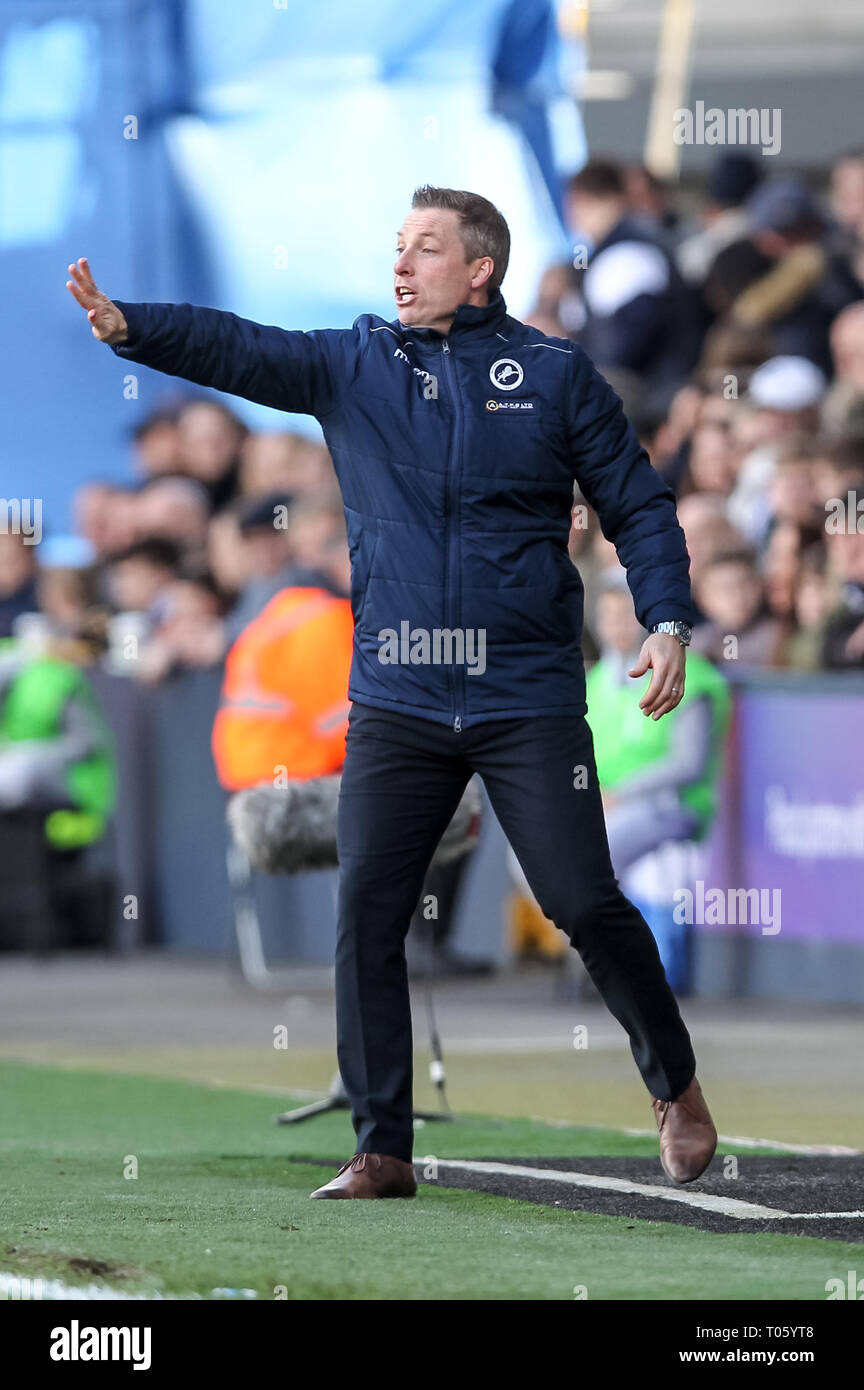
[66,257,128,344]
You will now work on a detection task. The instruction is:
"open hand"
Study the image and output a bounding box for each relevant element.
[66,257,128,344]
[628,632,685,720]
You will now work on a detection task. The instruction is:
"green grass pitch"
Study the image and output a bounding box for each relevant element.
[1,1061,857,1301]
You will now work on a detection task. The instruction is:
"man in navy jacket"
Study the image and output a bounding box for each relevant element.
[68,186,717,1197]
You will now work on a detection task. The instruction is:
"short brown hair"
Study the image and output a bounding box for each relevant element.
[411,185,510,293]
[568,161,625,199]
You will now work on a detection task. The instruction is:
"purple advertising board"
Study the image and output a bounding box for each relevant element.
[704,688,864,943]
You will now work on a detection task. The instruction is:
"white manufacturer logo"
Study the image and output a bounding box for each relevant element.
[490,358,523,391]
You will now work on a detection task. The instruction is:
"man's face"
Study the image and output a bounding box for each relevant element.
[394,208,490,333]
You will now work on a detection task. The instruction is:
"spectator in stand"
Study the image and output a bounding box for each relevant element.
[677,152,762,286]
[821,527,864,668]
[103,537,182,634]
[726,355,826,546]
[690,549,784,667]
[811,437,864,513]
[709,175,861,377]
[566,160,702,413]
[762,519,824,625]
[523,261,582,339]
[766,434,826,535]
[34,541,107,660]
[285,496,346,571]
[677,393,741,499]
[135,476,212,560]
[783,546,839,669]
[175,399,248,511]
[74,482,139,560]
[676,495,746,605]
[622,164,690,253]
[224,492,297,639]
[831,149,864,244]
[823,301,864,437]
[130,405,183,482]
[207,506,248,607]
[0,533,38,639]
[135,572,227,683]
[587,575,730,869]
[239,431,335,499]
[830,148,864,289]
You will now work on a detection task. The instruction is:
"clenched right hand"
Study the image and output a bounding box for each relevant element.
[66,257,128,344]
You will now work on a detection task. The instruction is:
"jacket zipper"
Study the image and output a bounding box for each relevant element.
[441,337,464,733]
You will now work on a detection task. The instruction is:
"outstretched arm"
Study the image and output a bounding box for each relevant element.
[66,257,353,416]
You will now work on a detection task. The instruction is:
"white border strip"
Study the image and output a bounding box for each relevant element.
[0,1272,176,1301]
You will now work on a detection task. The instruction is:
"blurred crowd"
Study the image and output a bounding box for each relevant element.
[3,148,864,678]
[0,406,350,681]
[542,149,864,672]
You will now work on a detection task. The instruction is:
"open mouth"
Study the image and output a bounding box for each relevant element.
[396,286,417,306]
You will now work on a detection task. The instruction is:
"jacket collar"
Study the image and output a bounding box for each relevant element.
[393,289,509,346]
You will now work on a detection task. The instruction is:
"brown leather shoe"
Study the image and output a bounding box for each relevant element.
[651,1078,718,1184]
[309,1152,417,1199]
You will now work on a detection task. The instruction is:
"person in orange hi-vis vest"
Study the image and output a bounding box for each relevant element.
[212,582,354,791]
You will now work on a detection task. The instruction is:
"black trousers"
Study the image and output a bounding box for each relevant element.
[335,702,696,1162]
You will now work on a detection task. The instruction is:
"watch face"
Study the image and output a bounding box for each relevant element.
[654,622,691,643]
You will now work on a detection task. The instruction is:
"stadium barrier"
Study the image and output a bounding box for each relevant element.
[88,668,864,1002]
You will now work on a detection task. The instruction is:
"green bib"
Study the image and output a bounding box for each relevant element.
[586,651,731,834]
[0,645,115,848]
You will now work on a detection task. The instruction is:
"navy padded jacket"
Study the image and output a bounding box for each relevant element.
[111,289,693,730]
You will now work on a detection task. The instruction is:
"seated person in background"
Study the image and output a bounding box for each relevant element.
[0,635,116,947]
[690,549,786,666]
[134,476,212,563]
[175,399,248,512]
[130,405,183,483]
[0,636,115,851]
[73,482,139,560]
[586,575,730,875]
[823,302,864,437]
[134,572,228,684]
[783,546,839,670]
[103,537,182,633]
[222,492,297,641]
[0,533,38,640]
[677,151,762,286]
[239,431,336,500]
[566,161,702,414]
[675,495,746,611]
[821,527,864,668]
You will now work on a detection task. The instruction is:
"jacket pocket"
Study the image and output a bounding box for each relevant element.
[348,521,380,630]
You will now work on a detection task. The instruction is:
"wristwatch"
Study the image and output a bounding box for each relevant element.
[650,621,692,647]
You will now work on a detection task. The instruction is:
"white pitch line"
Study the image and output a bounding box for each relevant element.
[774,1211,864,1220]
[434,1159,791,1218]
[620,1127,860,1156]
[434,1159,864,1221]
